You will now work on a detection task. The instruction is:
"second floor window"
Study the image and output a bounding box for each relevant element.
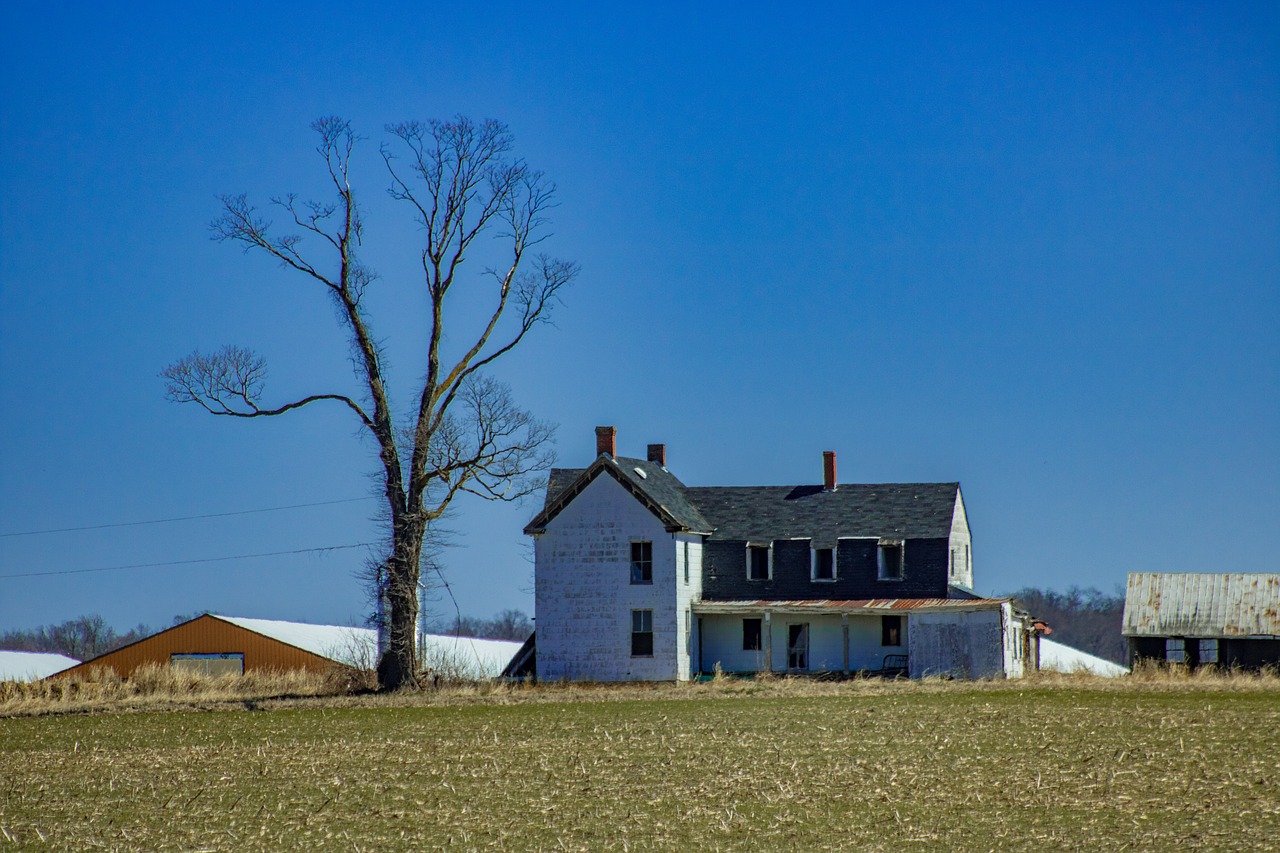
[747,544,771,581]
[631,541,653,584]
[878,541,904,580]
[812,548,835,581]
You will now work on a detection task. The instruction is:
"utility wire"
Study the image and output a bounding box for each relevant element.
[0,497,375,538]
[0,542,380,580]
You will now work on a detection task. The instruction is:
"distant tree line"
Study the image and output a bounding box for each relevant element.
[1009,586,1126,664]
[428,609,533,642]
[0,614,157,661]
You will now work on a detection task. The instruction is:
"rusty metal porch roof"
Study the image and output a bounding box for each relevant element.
[693,598,1011,615]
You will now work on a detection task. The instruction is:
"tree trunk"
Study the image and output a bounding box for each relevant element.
[376,516,424,690]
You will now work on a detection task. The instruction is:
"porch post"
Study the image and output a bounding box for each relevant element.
[841,613,849,675]
[763,610,773,672]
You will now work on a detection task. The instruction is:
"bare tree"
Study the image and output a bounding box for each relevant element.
[163,117,576,690]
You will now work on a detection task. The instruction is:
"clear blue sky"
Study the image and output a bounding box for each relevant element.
[1,2,1276,634]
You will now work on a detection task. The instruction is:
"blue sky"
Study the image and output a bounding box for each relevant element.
[1,2,1276,633]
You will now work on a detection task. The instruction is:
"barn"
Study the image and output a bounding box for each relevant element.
[1122,572,1280,670]
[51,614,523,680]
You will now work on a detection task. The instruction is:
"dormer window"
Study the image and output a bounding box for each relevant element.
[878,540,904,580]
[812,547,835,582]
[747,544,771,581]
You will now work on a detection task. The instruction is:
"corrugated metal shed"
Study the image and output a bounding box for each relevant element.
[1122,573,1280,638]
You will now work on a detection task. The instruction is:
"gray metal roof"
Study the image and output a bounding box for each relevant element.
[533,461,958,542]
[1122,573,1280,638]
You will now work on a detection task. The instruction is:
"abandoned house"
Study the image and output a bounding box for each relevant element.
[523,426,1038,681]
[1122,572,1280,670]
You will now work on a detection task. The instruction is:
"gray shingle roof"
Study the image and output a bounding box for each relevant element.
[529,457,713,534]
[534,461,958,542]
[686,483,960,543]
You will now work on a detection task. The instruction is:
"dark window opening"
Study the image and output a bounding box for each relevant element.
[630,541,653,585]
[631,609,653,656]
[882,615,903,647]
[787,624,809,670]
[743,618,762,651]
[683,541,690,585]
[878,542,904,580]
[813,548,835,581]
[748,545,770,580]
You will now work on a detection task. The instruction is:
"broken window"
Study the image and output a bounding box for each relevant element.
[631,609,654,656]
[747,544,771,581]
[787,624,809,670]
[1199,639,1218,664]
[743,618,762,651]
[878,541,904,580]
[630,540,653,585]
[812,547,835,581]
[1166,638,1186,663]
[882,615,903,647]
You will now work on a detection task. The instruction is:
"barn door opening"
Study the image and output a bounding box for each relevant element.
[787,623,809,671]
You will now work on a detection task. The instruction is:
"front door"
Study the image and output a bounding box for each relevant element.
[788,623,809,670]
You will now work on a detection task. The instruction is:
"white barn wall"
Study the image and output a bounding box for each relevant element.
[534,473,680,682]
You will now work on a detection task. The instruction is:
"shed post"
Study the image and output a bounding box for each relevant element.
[841,613,850,675]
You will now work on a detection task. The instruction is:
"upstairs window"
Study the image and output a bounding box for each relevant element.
[742,618,762,651]
[747,544,771,581]
[812,548,835,581]
[631,609,654,656]
[630,541,653,585]
[882,615,904,647]
[683,541,690,585]
[878,541,904,580]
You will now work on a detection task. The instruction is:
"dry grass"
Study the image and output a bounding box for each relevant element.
[1,674,1278,850]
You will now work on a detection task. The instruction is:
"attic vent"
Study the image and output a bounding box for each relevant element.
[633,467,648,479]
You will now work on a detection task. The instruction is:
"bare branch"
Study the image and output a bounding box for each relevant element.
[161,345,373,430]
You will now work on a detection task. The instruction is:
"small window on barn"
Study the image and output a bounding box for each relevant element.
[170,653,244,677]
[630,540,653,585]
[1198,639,1218,664]
[631,609,654,657]
[878,541,904,580]
[743,618,763,651]
[747,544,771,581]
[1165,638,1186,663]
[881,615,903,647]
[812,547,835,582]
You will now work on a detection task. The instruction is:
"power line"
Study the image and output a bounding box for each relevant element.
[0,497,376,538]
[0,542,380,580]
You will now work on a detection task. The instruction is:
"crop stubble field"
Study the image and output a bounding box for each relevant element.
[1,682,1278,851]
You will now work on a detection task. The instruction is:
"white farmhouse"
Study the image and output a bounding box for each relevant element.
[524,426,1037,682]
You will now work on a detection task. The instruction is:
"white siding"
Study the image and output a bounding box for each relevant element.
[673,533,702,680]
[947,491,974,590]
[534,473,683,681]
[698,614,904,674]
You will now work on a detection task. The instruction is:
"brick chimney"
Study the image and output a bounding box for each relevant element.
[647,443,666,467]
[595,425,617,458]
[823,451,837,491]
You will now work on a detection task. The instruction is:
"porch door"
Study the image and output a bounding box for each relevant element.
[788,623,809,670]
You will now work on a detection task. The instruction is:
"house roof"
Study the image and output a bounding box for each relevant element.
[685,483,961,542]
[0,651,80,682]
[527,456,713,535]
[1122,573,1280,638]
[531,459,960,543]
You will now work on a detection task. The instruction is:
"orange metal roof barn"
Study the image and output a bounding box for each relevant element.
[52,614,340,679]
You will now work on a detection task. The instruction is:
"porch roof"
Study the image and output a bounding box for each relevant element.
[692,598,1011,615]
